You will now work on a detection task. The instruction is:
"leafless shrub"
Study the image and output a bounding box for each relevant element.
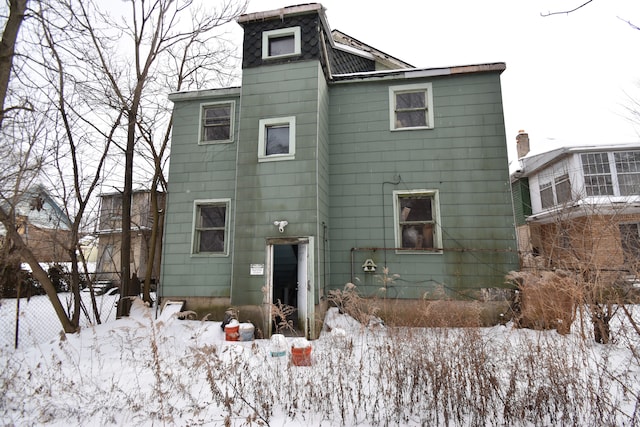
[271,299,296,335]
[327,282,380,326]
[506,269,579,334]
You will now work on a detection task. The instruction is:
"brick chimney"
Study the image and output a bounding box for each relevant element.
[516,130,530,159]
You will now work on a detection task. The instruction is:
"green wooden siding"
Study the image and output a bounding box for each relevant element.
[161,64,519,304]
[511,178,532,226]
[231,61,324,305]
[327,73,518,298]
[160,92,240,298]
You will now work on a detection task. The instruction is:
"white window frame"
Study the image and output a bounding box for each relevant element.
[262,27,301,60]
[191,199,230,256]
[389,83,434,131]
[258,116,296,162]
[198,101,235,145]
[393,189,442,254]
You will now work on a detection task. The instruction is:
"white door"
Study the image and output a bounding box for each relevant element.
[297,243,308,335]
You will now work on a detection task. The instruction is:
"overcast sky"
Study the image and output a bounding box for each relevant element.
[237,0,640,164]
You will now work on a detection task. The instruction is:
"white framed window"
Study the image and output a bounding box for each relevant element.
[262,27,301,59]
[389,83,434,130]
[192,199,230,255]
[539,173,573,209]
[614,151,640,196]
[581,151,640,197]
[199,101,235,144]
[393,190,442,253]
[258,116,296,162]
[582,152,613,196]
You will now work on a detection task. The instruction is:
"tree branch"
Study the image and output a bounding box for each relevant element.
[541,0,594,17]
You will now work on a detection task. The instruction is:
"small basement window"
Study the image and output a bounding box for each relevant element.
[262,27,301,59]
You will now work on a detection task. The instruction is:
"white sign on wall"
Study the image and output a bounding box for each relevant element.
[250,264,264,276]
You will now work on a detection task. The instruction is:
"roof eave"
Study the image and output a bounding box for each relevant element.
[331,62,506,82]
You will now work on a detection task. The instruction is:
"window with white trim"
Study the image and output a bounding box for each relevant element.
[192,199,229,255]
[389,83,434,130]
[582,152,613,196]
[200,101,234,144]
[581,151,640,197]
[262,27,301,59]
[258,116,296,162]
[614,151,640,196]
[539,173,572,209]
[393,190,442,252]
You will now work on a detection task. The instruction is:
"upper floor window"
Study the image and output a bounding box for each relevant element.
[393,190,442,253]
[581,151,640,197]
[540,173,572,209]
[262,27,301,59]
[389,83,434,130]
[614,151,640,196]
[192,199,229,255]
[258,116,296,162]
[582,152,613,196]
[200,101,234,144]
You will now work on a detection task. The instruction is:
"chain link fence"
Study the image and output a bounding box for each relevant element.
[1,270,121,349]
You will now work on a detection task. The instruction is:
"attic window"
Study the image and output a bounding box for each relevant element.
[262,27,301,59]
[389,83,434,130]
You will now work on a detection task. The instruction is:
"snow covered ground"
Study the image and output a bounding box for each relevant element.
[1,296,640,426]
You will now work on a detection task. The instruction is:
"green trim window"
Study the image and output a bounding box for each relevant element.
[389,83,434,130]
[192,199,229,255]
[200,101,234,144]
[262,27,301,59]
[258,116,296,162]
[393,190,442,253]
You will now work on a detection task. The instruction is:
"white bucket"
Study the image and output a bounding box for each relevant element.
[239,323,255,341]
[270,333,287,357]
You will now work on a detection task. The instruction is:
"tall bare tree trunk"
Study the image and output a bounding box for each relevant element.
[0,0,27,128]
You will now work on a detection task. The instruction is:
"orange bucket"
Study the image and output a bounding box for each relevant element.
[291,345,312,366]
[224,324,239,341]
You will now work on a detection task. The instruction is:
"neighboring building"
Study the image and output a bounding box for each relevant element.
[0,185,72,263]
[95,190,165,287]
[511,133,640,273]
[161,3,518,337]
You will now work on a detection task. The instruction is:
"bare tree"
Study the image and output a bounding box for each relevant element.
[0,0,27,127]
[48,0,246,315]
[0,0,78,332]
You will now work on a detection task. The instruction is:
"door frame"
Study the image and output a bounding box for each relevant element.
[265,236,314,338]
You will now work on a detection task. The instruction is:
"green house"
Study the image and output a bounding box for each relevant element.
[160,3,518,337]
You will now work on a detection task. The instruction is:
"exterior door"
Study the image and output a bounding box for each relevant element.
[267,237,313,338]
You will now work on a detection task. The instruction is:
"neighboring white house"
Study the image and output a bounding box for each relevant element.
[512,138,640,271]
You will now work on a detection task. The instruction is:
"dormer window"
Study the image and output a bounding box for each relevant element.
[262,27,301,59]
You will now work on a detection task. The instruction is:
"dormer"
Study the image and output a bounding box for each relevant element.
[237,3,413,80]
[238,4,327,69]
